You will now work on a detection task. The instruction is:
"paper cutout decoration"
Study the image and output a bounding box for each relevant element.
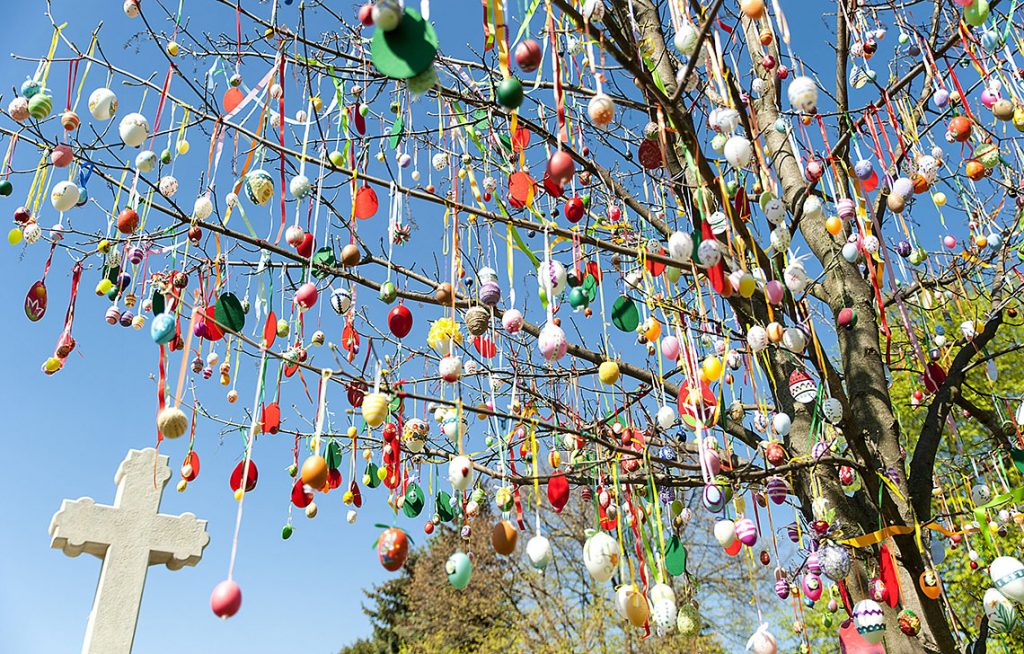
[370,8,438,80]
[611,296,640,332]
[354,185,379,219]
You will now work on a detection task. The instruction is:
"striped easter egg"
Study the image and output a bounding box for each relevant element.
[765,476,788,504]
[806,551,822,575]
[785,522,800,543]
[735,518,758,546]
[28,93,52,120]
[361,392,389,428]
[774,579,790,599]
[853,599,886,644]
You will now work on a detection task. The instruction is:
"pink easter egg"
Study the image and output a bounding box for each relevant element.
[661,335,680,360]
[735,517,758,546]
[803,573,823,601]
[765,280,785,305]
[295,282,318,310]
[210,580,242,618]
[701,448,721,477]
[943,235,957,249]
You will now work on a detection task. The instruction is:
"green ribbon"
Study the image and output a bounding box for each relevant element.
[974,485,1024,543]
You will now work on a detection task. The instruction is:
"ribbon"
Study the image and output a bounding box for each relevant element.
[974,486,1024,543]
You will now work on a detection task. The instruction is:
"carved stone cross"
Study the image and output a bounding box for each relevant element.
[49,448,210,654]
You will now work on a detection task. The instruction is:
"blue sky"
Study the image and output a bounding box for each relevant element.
[0,2,447,652]
[0,1,974,653]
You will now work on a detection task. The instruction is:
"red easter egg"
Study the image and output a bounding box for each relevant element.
[117,208,140,234]
[638,139,663,169]
[922,363,947,394]
[358,3,374,26]
[565,196,585,223]
[473,336,497,358]
[388,304,413,338]
[547,472,570,512]
[261,402,281,434]
[296,233,315,258]
[24,280,47,322]
[377,527,409,571]
[546,150,575,185]
[229,460,259,492]
[514,39,542,73]
[210,580,242,618]
[182,451,200,481]
[291,478,313,508]
[222,87,245,114]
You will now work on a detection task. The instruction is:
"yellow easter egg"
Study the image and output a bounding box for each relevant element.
[598,360,620,385]
[177,140,190,155]
[737,273,757,298]
[8,227,22,245]
[933,192,947,207]
[362,392,389,427]
[825,216,843,236]
[644,318,662,342]
[702,356,723,381]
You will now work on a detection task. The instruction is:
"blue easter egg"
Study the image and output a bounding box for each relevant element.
[150,312,176,344]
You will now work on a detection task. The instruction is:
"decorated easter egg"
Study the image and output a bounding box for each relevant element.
[50,181,80,212]
[852,599,886,644]
[788,370,817,403]
[984,587,1017,633]
[991,556,1024,602]
[88,87,118,120]
[583,530,620,582]
[361,392,389,427]
[821,397,843,423]
[538,323,568,361]
[766,476,788,504]
[735,518,758,546]
[377,527,409,571]
[787,76,818,113]
[157,406,188,439]
[245,169,275,205]
[820,544,852,580]
[448,455,474,491]
[972,483,992,507]
[118,112,150,147]
[150,312,176,344]
[28,93,53,120]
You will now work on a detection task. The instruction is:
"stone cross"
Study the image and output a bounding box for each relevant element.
[49,448,210,654]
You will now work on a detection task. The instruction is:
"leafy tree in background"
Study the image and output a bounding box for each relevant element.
[340,503,732,654]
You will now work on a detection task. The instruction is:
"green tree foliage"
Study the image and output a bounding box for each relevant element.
[339,502,734,654]
[885,297,1024,646]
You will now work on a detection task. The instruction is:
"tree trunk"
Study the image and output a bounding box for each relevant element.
[618,2,960,651]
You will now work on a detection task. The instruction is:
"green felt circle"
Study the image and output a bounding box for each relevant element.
[371,8,438,80]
